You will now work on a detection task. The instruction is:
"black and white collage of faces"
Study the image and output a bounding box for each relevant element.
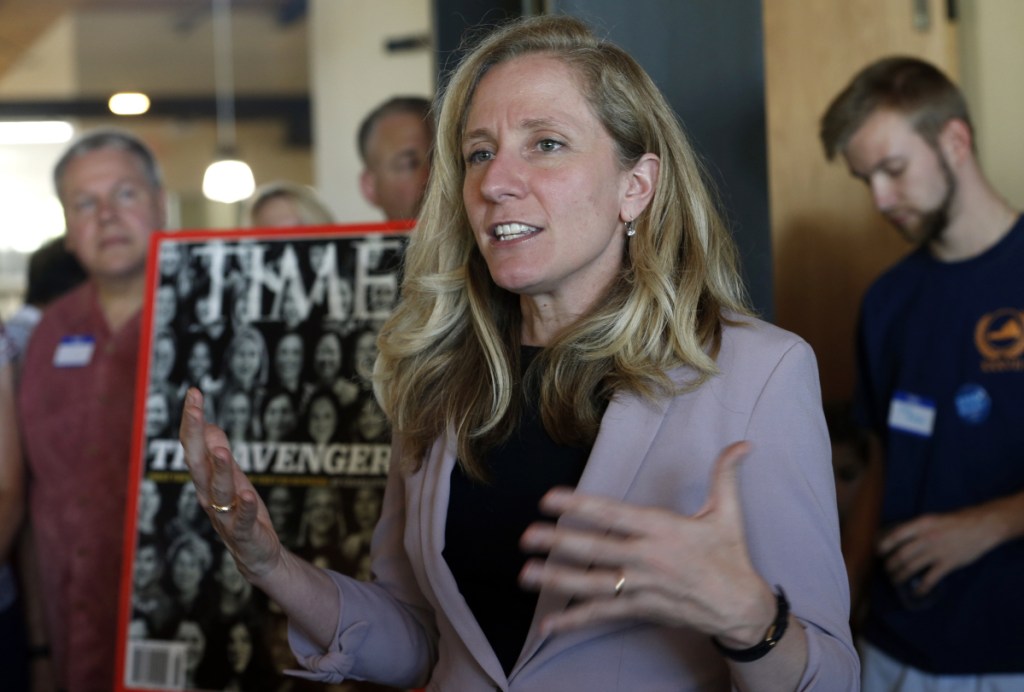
[145,234,403,447]
[127,231,406,690]
[130,478,386,689]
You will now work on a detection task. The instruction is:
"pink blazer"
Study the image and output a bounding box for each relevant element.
[291,317,859,690]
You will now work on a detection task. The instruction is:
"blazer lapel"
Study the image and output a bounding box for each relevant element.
[416,431,509,686]
[576,390,672,498]
[511,389,673,677]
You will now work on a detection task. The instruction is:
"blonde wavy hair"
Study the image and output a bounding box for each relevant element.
[376,15,750,478]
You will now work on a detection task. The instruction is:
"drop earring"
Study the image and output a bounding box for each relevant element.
[625,219,636,237]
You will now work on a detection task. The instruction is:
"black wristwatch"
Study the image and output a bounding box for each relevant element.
[712,586,789,663]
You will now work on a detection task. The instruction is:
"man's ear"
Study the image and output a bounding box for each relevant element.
[620,153,660,223]
[938,118,973,167]
[359,169,379,207]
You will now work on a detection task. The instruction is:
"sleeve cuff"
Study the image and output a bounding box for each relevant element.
[285,570,357,683]
[287,619,372,683]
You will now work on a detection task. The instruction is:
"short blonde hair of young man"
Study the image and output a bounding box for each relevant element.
[820,55,972,161]
[376,14,749,477]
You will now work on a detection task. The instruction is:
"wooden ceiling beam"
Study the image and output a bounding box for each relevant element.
[0,1,306,84]
[0,0,75,82]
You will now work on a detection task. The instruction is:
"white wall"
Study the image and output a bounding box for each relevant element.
[0,16,79,258]
[310,0,434,223]
[959,0,1024,207]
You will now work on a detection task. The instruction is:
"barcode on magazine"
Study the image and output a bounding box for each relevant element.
[126,640,187,689]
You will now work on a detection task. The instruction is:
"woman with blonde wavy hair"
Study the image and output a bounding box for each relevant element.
[180,14,856,690]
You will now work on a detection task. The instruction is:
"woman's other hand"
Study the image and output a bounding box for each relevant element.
[518,441,777,647]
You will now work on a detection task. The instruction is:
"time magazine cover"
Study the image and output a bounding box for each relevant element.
[115,222,411,691]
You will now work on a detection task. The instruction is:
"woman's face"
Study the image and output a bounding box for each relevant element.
[353,487,382,529]
[137,478,161,524]
[336,279,353,322]
[354,331,378,381]
[224,393,251,434]
[262,394,297,442]
[133,545,162,588]
[461,54,641,312]
[144,394,170,437]
[367,282,396,312]
[227,622,254,673]
[266,486,294,532]
[152,336,176,381]
[356,398,387,441]
[177,482,199,521]
[230,335,262,387]
[232,284,253,326]
[275,334,304,384]
[281,291,304,329]
[305,488,336,534]
[194,295,215,325]
[155,285,177,327]
[313,334,342,381]
[172,545,204,593]
[217,550,247,595]
[308,396,337,444]
[252,195,303,228]
[159,243,183,276]
[175,621,206,670]
[187,340,212,381]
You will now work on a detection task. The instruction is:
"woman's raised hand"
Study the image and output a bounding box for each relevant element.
[179,387,283,582]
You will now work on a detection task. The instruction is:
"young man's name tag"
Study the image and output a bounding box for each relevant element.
[887,391,936,437]
[53,335,96,368]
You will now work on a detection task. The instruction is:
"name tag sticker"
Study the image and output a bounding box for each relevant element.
[53,335,96,368]
[888,391,936,437]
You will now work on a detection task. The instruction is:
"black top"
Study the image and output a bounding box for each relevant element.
[443,347,591,676]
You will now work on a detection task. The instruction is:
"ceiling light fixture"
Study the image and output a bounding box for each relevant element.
[202,0,255,204]
[108,92,151,116]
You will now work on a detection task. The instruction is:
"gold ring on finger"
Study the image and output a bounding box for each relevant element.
[210,498,237,513]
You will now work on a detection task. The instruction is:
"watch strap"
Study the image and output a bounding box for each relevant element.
[712,586,789,663]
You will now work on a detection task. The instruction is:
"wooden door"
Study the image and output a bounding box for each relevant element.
[763,0,958,403]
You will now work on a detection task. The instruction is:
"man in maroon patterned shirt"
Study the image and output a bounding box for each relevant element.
[18,129,166,691]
